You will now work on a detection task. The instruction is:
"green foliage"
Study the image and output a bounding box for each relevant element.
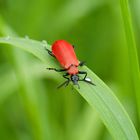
[120,0,140,121]
[0,0,140,140]
[0,36,139,140]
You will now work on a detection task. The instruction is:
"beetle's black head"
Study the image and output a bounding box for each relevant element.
[71,74,80,88]
[57,74,95,89]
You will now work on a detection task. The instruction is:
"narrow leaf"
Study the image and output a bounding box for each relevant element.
[0,37,139,140]
[120,0,140,122]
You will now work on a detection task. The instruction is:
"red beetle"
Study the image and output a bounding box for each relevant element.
[46,40,95,88]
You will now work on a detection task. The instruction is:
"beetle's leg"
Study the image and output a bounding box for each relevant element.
[63,73,70,86]
[57,73,70,88]
[72,45,75,48]
[79,71,95,85]
[63,73,69,80]
[78,71,87,79]
[47,68,67,72]
[79,61,86,67]
[57,81,69,88]
[45,48,55,58]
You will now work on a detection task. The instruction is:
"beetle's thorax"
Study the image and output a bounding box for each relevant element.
[67,65,79,75]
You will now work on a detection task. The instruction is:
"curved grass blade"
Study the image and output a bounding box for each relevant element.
[0,37,139,140]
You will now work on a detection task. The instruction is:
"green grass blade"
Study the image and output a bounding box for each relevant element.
[71,105,103,140]
[0,70,17,103]
[120,0,140,121]
[0,37,139,140]
[0,62,58,104]
[0,18,50,140]
[77,67,139,140]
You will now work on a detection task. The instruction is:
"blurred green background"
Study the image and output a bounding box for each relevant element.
[0,0,140,140]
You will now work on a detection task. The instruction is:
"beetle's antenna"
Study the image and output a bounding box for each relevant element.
[79,79,96,86]
[57,80,70,89]
[84,79,96,85]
